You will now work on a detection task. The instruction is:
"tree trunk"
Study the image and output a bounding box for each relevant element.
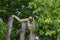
[20,21,27,40]
[7,0,12,18]
[6,16,14,40]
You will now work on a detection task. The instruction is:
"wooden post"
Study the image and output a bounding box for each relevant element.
[27,17,36,40]
[20,21,27,40]
[6,15,28,40]
[6,16,14,40]
[6,15,35,40]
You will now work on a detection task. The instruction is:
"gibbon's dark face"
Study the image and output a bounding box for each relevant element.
[29,19,33,24]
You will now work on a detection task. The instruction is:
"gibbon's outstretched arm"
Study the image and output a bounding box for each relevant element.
[12,15,29,22]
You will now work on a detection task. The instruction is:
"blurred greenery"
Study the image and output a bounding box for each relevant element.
[0,21,8,40]
[0,0,60,40]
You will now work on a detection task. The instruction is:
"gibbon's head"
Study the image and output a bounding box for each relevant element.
[29,16,33,20]
[29,16,33,22]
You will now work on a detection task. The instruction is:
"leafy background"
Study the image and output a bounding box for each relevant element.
[0,0,60,40]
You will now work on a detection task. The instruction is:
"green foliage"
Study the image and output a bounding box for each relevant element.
[28,0,60,40]
[0,0,60,40]
[0,21,8,40]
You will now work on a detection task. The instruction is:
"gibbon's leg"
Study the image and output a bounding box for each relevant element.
[27,17,35,40]
[29,31,36,40]
[6,16,14,40]
[20,21,27,40]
